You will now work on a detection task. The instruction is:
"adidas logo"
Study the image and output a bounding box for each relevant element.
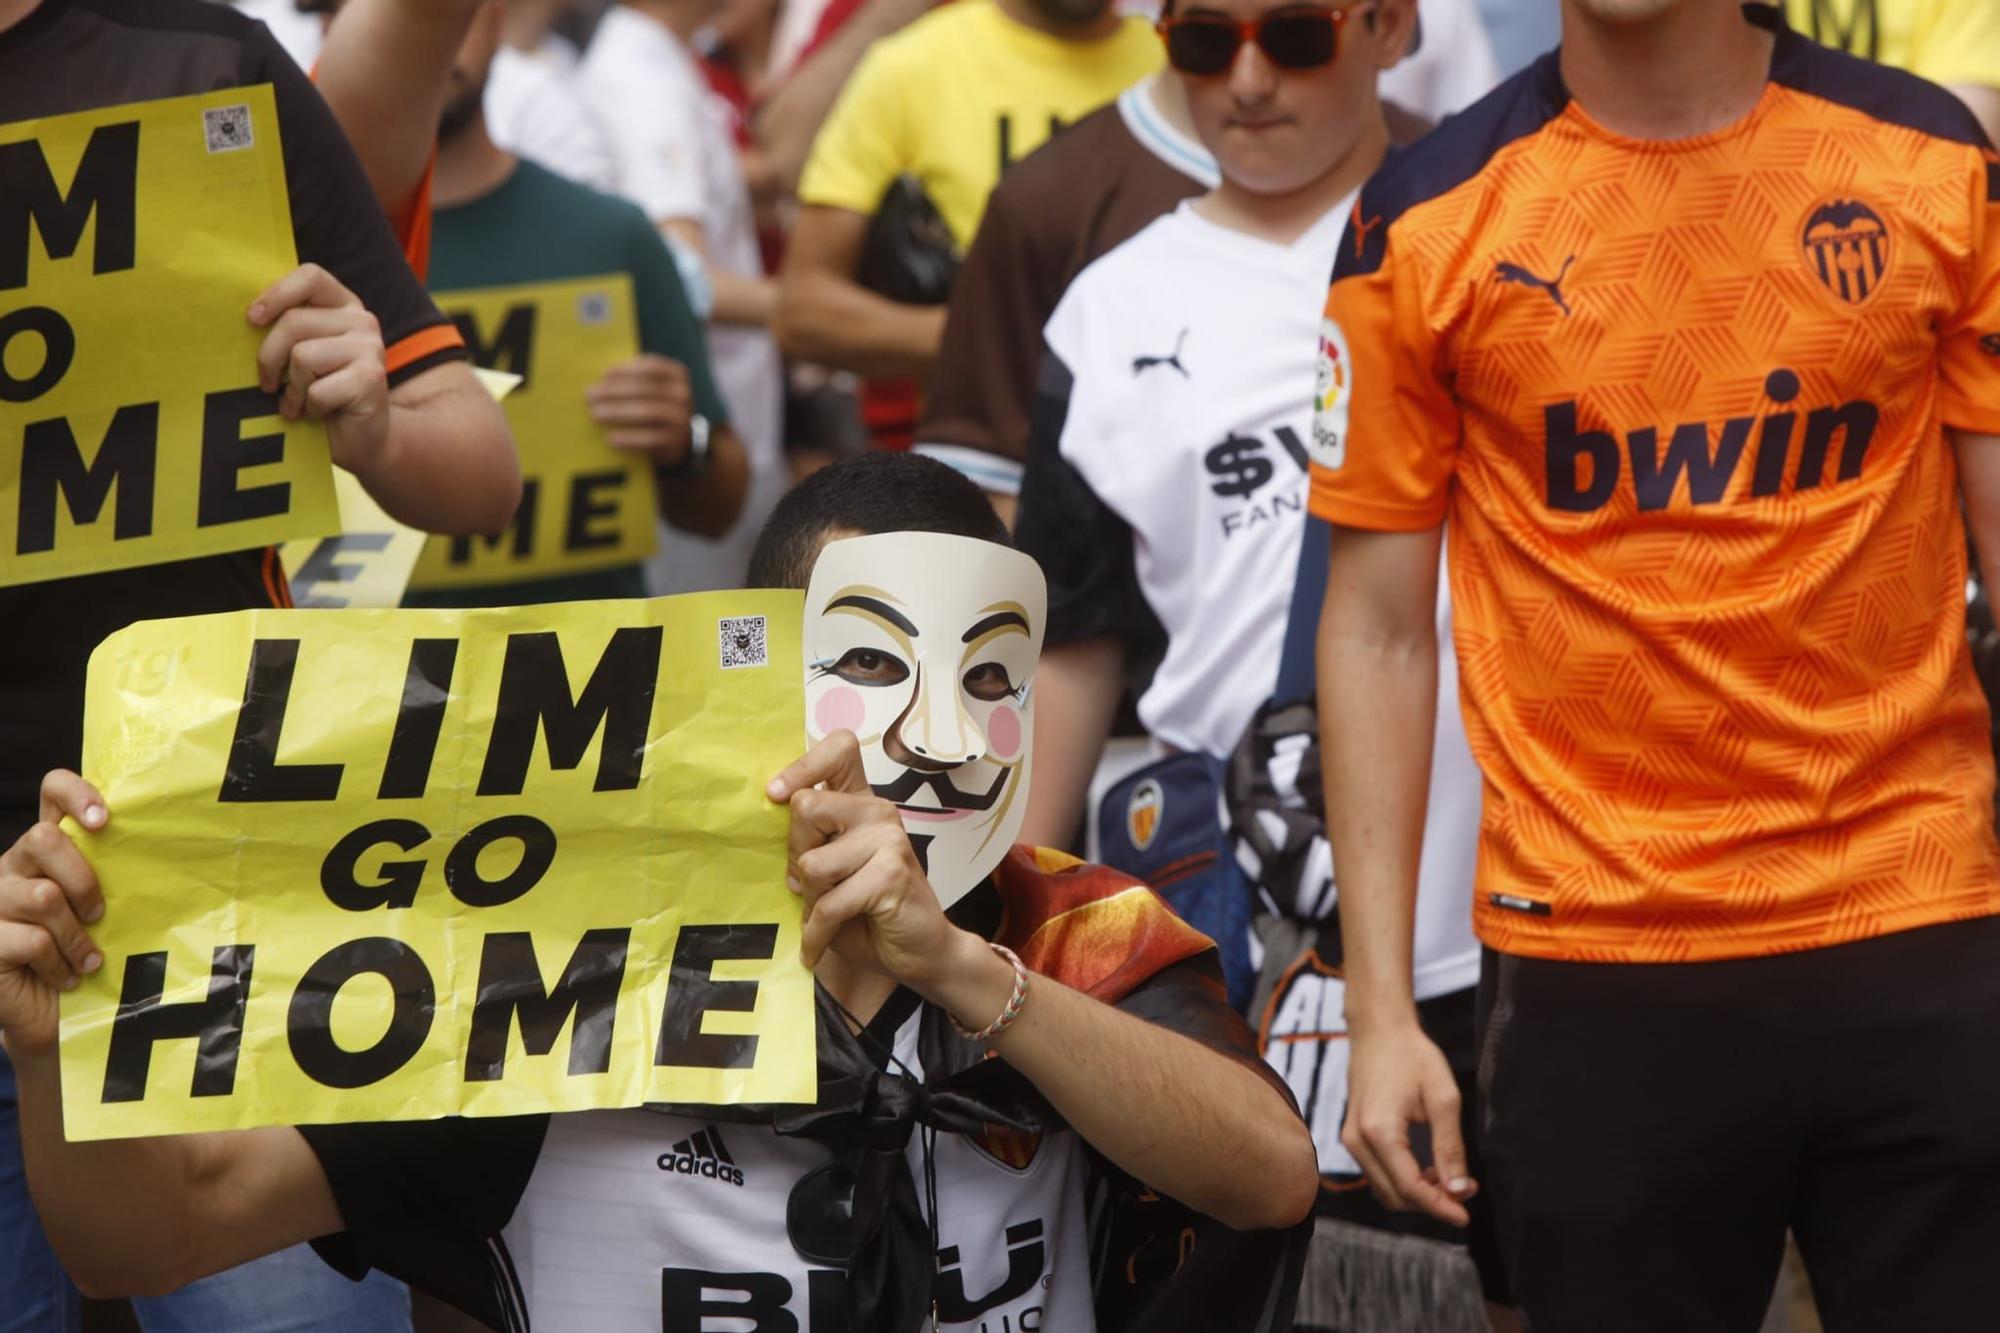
[656,1126,745,1187]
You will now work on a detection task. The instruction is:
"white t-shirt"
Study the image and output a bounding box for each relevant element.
[1383,0,1505,120]
[1021,197,1479,1002]
[581,6,786,594]
[496,1008,1095,1332]
[485,44,621,195]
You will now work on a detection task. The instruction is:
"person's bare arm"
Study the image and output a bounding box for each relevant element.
[770,735,1319,1231]
[1318,522,1477,1228]
[774,205,947,379]
[1020,638,1125,849]
[0,774,338,1299]
[754,0,933,194]
[1948,85,2000,147]
[660,424,750,538]
[313,0,483,224]
[249,263,520,534]
[1956,430,2000,591]
[660,219,779,329]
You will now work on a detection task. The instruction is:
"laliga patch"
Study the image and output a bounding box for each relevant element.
[1801,197,1891,308]
[1311,318,1351,471]
[1127,777,1163,852]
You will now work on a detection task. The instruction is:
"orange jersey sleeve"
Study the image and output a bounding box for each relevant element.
[1308,199,1461,532]
[1939,151,2000,436]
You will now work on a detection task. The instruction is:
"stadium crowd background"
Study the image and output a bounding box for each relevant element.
[4,0,2000,1329]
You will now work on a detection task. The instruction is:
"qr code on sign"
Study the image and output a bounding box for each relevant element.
[719,616,767,670]
[203,105,254,153]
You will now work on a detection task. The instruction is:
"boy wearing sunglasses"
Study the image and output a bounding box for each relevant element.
[1014,0,1509,1325]
[1318,0,2000,1326]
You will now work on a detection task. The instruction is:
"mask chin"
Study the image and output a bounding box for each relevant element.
[801,533,1049,910]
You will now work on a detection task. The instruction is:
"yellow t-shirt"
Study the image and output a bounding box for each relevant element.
[797,1,1162,249]
[1783,0,2000,88]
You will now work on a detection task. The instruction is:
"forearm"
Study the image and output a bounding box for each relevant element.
[355,369,522,535]
[658,424,750,537]
[1956,429,2000,593]
[1317,565,1438,1030]
[774,271,946,379]
[1019,637,1124,848]
[314,0,480,220]
[923,938,1317,1230]
[9,1044,317,1297]
[710,268,780,329]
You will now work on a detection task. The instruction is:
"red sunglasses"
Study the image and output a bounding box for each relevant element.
[1156,4,1369,76]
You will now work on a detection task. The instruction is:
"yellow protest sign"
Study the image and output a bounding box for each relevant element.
[279,471,426,608]
[0,87,338,586]
[411,274,657,590]
[59,592,813,1140]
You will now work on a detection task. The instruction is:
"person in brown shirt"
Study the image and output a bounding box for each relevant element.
[918,70,1427,523]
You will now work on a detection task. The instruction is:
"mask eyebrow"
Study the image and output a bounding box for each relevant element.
[962,610,1030,643]
[828,594,919,637]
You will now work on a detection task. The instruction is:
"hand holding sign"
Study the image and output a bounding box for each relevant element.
[587,353,694,468]
[0,771,110,1058]
[247,263,391,473]
[770,731,958,987]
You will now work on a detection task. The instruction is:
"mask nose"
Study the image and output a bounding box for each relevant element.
[898,662,987,767]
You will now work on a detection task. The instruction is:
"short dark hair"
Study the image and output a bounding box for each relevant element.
[746,452,1011,590]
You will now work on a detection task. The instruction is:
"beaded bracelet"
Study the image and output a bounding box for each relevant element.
[951,942,1029,1042]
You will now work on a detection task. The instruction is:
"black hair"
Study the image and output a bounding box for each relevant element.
[746,452,1011,590]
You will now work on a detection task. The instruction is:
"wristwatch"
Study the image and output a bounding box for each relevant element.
[662,412,711,479]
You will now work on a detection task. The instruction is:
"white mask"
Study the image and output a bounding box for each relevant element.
[802,533,1047,908]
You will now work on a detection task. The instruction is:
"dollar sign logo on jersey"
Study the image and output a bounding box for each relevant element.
[1205,432,1275,499]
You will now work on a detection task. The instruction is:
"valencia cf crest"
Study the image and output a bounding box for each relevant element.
[1800,198,1891,307]
[1127,777,1163,852]
[971,1124,1041,1171]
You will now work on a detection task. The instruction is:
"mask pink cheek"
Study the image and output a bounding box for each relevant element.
[814,686,867,738]
[985,703,1023,761]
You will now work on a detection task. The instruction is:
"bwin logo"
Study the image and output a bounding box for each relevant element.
[657,1125,745,1187]
[1543,369,1879,514]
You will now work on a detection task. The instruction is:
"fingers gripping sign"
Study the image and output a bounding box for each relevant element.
[767,732,953,984]
[247,263,390,474]
[0,771,110,1056]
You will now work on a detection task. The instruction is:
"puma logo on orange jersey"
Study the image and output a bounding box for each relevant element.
[1544,369,1879,513]
[1350,206,1383,258]
[1495,255,1576,316]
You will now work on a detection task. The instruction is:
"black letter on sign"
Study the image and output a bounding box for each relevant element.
[16,404,158,553]
[101,946,255,1104]
[378,638,459,799]
[0,306,75,402]
[288,937,435,1089]
[218,639,345,802]
[444,814,558,908]
[656,924,777,1070]
[448,477,538,564]
[564,470,627,552]
[0,120,139,291]
[449,302,536,386]
[320,819,431,910]
[477,627,663,795]
[660,1270,796,1333]
[463,928,630,1082]
[198,387,290,528]
[289,533,392,608]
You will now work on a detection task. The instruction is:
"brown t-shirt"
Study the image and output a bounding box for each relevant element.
[918,88,1429,490]
[915,91,1206,489]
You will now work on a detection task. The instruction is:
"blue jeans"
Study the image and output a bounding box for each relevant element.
[0,1047,82,1333]
[133,1244,412,1333]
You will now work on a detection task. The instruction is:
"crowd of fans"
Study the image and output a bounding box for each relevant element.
[4,0,2000,1329]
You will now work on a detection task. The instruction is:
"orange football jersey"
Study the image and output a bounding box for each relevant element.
[1311,9,2000,962]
